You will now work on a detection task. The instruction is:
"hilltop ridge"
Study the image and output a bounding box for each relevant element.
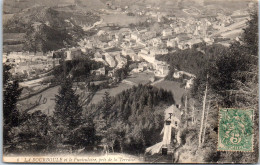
[3,5,100,52]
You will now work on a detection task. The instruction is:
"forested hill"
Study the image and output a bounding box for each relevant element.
[157,43,229,78]
[88,84,175,154]
[3,6,100,52]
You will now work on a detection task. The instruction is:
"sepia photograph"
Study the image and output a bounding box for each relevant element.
[2,0,259,163]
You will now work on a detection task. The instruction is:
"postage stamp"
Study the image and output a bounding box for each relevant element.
[218,108,254,152]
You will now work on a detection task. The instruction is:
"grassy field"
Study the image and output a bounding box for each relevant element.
[17,72,152,115]
[101,13,146,26]
[17,74,184,115]
[89,71,154,104]
[89,82,133,105]
[3,44,24,52]
[153,80,185,105]
[127,72,154,84]
[17,86,60,116]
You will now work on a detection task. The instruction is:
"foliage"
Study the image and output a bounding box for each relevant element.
[3,64,23,145]
[5,111,53,154]
[52,78,98,151]
[101,91,112,123]
[24,25,74,53]
[241,11,258,55]
[114,65,129,81]
[181,11,259,163]
[4,6,100,52]
[54,78,83,128]
[157,44,228,79]
[127,12,135,16]
[52,58,104,81]
[90,84,175,154]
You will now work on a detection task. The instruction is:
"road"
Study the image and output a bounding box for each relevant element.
[82,19,103,31]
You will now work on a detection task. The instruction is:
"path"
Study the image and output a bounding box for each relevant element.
[150,78,164,86]
[83,19,103,31]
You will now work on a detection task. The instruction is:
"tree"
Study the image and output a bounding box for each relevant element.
[208,11,258,108]
[241,11,258,55]
[88,85,174,154]
[67,118,98,151]
[7,111,52,154]
[3,64,22,145]
[190,10,258,163]
[102,91,112,126]
[54,78,83,128]
[53,78,83,151]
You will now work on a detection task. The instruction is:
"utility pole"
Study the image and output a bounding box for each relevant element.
[202,100,210,143]
[184,93,188,117]
[191,100,195,125]
[198,74,208,148]
[184,92,188,127]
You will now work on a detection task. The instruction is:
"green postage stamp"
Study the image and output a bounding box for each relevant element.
[218,108,254,152]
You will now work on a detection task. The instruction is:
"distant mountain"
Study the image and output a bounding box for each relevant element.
[75,0,106,9]
[97,0,251,11]
[4,0,75,14]
[4,0,251,14]
[3,0,107,14]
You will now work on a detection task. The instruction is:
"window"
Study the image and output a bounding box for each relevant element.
[175,121,178,127]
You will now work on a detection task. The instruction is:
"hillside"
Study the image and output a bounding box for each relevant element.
[3,0,75,14]
[156,44,229,79]
[3,6,100,52]
[88,85,175,154]
[4,0,251,14]
[4,0,106,14]
[4,6,100,32]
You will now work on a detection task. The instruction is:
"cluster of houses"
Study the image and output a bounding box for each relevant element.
[4,4,246,83]
[173,70,196,89]
[75,14,218,78]
[3,46,86,78]
[3,51,60,78]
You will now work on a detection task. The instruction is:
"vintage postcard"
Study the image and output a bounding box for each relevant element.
[2,0,259,163]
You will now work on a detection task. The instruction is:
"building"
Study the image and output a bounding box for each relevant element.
[137,40,147,47]
[173,70,181,79]
[162,29,173,37]
[122,48,140,61]
[138,52,156,64]
[145,105,182,155]
[131,32,139,40]
[65,48,82,60]
[186,38,202,48]
[153,60,169,77]
[138,62,152,71]
[178,42,190,50]
[94,51,103,59]
[204,37,214,45]
[141,31,157,40]
[97,30,106,36]
[140,48,150,55]
[185,78,194,89]
[122,48,134,56]
[108,69,115,77]
[104,53,116,67]
[150,48,168,56]
[115,54,127,68]
[167,39,177,47]
[151,38,163,47]
[92,67,106,76]
[108,40,117,47]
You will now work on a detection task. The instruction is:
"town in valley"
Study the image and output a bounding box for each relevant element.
[3,0,258,163]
